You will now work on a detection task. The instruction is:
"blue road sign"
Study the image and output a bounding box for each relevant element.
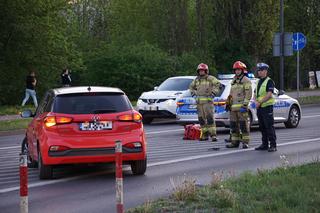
[292,32,306,51]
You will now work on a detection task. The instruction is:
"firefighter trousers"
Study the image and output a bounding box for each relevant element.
[197,102,216,139]
[230,110,250,145]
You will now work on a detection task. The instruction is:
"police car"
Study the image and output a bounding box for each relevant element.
[137,76,195,124]
[176,73,301,128]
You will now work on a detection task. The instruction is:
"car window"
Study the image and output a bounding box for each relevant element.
[35,92,51,116]
[216,83,225,97]
[53,92,132,114]
[158,78,193,91]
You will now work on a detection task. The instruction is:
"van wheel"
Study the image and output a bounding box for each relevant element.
[142,117,153,124]
[284,105,300,128]
[38,150,53,179]
[21,137,38,168]
[131,159,147,175]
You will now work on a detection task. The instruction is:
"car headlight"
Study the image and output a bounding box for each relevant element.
[166,99,176,106]
[137,99,143,106]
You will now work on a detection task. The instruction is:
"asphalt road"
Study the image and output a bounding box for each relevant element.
[0,104,319,212]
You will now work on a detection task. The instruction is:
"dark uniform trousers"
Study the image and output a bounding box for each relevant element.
[257,105,277,147]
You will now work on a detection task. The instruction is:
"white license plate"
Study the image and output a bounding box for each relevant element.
[79,121,112,131]
[144,105,158,111]
[188,105,197,109]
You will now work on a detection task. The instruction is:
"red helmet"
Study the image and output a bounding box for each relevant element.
[197,63,209,74]
[233,61,247,71]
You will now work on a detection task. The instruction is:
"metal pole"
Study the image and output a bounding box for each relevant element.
[297,50,300,98]
[19,154,28,213]
[115,140,124,213]
[280,0,284,91]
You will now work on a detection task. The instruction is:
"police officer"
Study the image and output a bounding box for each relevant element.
[189,63,220,142]
[254,63,277,152]
[226,61,252,149]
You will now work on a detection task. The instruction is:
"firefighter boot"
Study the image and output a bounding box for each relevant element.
[226,142,240,148]
[242,143,249,149]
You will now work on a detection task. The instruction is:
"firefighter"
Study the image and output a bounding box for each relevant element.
[189,63,220,142]
[226,61,252,149]
[254,63,277,152]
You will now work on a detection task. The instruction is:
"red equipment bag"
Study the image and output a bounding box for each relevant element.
[183,124,201,140]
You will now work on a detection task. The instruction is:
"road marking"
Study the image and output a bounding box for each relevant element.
[146,129,183,135]
[302,114,320,118]
[0,137,319,194]
[0,146,20,150]
[147,137,320,167]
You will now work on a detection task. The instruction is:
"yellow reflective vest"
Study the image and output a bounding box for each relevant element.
[255,77,275,107]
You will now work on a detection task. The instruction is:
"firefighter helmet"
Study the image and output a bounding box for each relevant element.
[197,63,209,74]
[233,61,247,71]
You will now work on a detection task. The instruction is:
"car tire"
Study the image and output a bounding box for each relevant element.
[38,149,53,179]
[284,105,300,128]
[21,137,38,168]
[142,117,153,124]
[131,159,147,175]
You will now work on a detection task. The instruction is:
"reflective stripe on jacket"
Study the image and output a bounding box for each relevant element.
[229,75,252,111]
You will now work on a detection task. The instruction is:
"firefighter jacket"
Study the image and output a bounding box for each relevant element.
[189,75,220,104]
[229,74,252,111]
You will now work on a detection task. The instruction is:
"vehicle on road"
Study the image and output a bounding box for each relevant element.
[136,76,195,124]
[21,86,147,179]
[176,74,301,128]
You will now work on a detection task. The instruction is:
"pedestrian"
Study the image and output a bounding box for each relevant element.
[254,62,277,152]
[189,63,221,142]
[61,68,72,87]
[226,61,252,149]
[21,70,38,108]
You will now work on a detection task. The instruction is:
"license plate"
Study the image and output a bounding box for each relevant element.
[189,105,197,109]
[144,105,158,111]
[79,121,112,131]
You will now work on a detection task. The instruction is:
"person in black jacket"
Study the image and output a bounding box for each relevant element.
[61,68,72,87]
[21,71,38,107]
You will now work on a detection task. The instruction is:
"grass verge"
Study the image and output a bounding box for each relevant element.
[297,95,320,105]
[0,119,31,132]
[128,162,320,212]
[0,105,36,116]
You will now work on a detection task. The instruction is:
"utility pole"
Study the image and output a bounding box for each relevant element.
[280,0,284,90]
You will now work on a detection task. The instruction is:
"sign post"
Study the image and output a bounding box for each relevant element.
[292,32,307,98]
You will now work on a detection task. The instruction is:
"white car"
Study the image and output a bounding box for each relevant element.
[137,76,195,124]
[176,74,302,128]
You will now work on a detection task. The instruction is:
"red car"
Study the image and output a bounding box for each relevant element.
[21,86,147,179]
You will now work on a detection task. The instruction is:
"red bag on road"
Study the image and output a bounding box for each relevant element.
[183,124,201,140]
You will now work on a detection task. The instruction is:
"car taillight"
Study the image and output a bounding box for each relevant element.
[49,145,70,152]
[118,112,142,122]
[124,142,142,149]
[176,101,184,106]
[44,116,73,127]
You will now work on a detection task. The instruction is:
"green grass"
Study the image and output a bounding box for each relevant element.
[0,118,31,132]
[0,105,36,116]
[128,162,320,213]
[297,96,320,105]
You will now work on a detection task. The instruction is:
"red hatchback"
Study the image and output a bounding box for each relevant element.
[21,86,147,179]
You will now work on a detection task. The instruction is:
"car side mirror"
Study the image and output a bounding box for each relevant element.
[21,109,34,118]
[278,90,285,96]
[154,86,158,91]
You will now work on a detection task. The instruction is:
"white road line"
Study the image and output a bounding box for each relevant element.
[0,137,319,194]
[147,137,320,167]
[0,146,20,150]
[302,114,320,118]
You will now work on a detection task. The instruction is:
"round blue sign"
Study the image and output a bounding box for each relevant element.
[292,32,306,51]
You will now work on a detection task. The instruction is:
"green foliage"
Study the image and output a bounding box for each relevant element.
[1,0,320,104]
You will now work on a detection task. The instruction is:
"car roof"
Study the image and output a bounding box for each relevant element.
[167,76,196,80]
[52,86,124,96]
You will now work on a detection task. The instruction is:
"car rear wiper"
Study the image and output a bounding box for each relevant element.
[93,109,117,114]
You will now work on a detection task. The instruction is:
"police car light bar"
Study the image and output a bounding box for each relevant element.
[218,73,255,79]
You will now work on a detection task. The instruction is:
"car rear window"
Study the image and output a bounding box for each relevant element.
[158,78,193,91]
[53,92,132,114]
